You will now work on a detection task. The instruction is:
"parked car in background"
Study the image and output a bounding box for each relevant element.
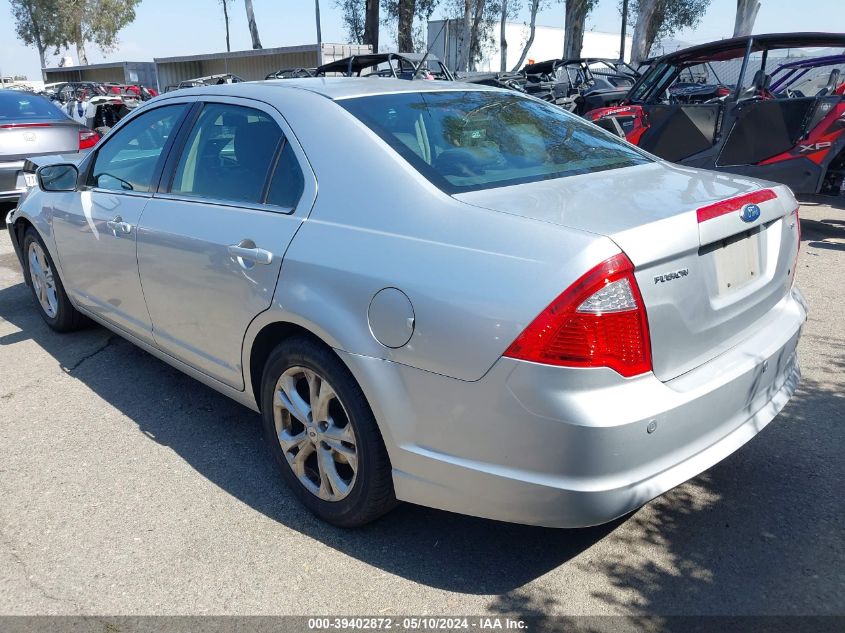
[7,79,805,529]
[586,33,845,195]
[0,89,98,205]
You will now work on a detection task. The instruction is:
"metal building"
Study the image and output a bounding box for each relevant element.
[154,43,372,91]
[42,61,158,87]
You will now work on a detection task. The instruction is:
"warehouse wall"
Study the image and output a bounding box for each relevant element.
[155,44,371,91]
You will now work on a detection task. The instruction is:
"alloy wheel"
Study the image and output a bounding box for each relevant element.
[273,366,358,501]
[27,241,58,318]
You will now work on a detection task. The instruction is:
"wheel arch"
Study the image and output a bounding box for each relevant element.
[246,320,327,411]
[243,316,402,465]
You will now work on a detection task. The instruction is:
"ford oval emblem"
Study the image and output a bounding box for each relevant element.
[741,203,761,223]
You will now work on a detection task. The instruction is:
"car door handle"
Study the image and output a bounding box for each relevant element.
[228,243,274,265]
[106,216,133,235]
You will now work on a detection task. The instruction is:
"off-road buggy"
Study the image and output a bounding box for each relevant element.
[586,33,845,195]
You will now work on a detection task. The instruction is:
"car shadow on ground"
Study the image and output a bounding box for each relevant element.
[799,214,845,252]
[0,279,622,595]
[1,274,842,608]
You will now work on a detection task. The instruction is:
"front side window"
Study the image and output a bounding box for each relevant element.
[90,103,186,193]
[170,103,283,204]
[340,91,650,194]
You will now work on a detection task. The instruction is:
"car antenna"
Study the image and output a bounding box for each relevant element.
[415,20,448,80]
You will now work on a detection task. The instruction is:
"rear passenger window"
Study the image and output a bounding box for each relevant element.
[171,103,282,204]
[266,142,305,209]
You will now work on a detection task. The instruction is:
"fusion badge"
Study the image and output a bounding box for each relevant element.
[654,268,689,284]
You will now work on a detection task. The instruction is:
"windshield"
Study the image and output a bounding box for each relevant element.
[340,90,650,194]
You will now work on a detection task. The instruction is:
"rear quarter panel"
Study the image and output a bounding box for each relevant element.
[255,89,619,382]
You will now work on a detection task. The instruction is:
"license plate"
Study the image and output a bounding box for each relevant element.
[24,173,38,188]
[713,233,761,295]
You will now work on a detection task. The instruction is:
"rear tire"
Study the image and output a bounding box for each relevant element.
[260,336,397,527]
[22,228,87,332]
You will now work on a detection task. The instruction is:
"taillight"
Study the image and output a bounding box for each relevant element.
[504,253,652,377]
[79,129,99,149]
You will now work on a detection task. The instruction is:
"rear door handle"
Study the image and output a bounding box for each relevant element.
[106,216,133,235]
[228,242,274,265]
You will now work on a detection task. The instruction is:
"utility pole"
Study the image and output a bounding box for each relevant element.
[619,0,629,62]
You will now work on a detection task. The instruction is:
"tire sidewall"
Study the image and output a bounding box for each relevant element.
[260,338,390,526]
[22,229,68,329]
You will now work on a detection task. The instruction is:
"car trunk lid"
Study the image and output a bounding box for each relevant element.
[455,162,800,381]
[0,119,80,161]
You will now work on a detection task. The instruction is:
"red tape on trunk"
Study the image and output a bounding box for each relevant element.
[696,189,777,223]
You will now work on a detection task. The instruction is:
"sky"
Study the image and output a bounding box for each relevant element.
[1,0,844,79]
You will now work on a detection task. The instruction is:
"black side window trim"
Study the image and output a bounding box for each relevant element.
[83,101,195,195]
[157,101,205,195]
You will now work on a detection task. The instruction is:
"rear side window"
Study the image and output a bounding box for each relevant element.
[171,103,283,204]
[340,90,650,194]
[266,142,305,209]
[0,91,62,121]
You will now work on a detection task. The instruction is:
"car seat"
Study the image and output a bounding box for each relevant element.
[739,70,772,100]
[816,69,841,97]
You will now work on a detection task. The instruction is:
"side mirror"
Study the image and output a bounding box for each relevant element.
[37,164,79,192]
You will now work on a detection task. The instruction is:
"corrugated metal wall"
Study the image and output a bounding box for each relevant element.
[155,44,372,90]
[43,62,158,86]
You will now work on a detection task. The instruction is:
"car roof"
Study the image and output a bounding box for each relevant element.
[176,77,498,101]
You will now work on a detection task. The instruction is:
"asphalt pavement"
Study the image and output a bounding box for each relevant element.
[0,199,842,616]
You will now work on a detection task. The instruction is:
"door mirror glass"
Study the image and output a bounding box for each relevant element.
[37,164,79,192]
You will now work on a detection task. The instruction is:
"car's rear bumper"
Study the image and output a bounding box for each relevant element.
[341,287,807,528]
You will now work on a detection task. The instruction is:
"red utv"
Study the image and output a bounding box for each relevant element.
[586,33,845,195]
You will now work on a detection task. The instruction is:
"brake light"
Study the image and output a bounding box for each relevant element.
[0,123,53,129]
[504,253,652,377]
[78,129,99,149]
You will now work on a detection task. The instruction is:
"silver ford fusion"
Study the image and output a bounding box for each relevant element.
[6,79,806,528]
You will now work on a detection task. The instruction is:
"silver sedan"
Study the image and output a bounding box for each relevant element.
[6,79,806,527]
[0,89,98,205]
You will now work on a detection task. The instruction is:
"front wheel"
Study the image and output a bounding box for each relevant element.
[260,337,397,527]
[22,228,87,332]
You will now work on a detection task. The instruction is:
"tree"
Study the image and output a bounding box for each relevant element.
[58,0,142,66]
[499,0,508,71]
[220,0,234,52]
[245,0,262,49]
[381,0,439,53]
[337,0,366,43]
[627,0,711,64]
[315,0,323,45]
[10,0,63,72]
[733,0,760,37]
[398,0,414,51]
[563,0,598,59]
[511,0,540,71]
[498,0,520,72]
[365,0,380,50]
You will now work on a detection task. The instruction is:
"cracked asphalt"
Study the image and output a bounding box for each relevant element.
[0,199,842,616]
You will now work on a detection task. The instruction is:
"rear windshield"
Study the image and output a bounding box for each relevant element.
[340,90,650,193]
[0,91,63,122]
